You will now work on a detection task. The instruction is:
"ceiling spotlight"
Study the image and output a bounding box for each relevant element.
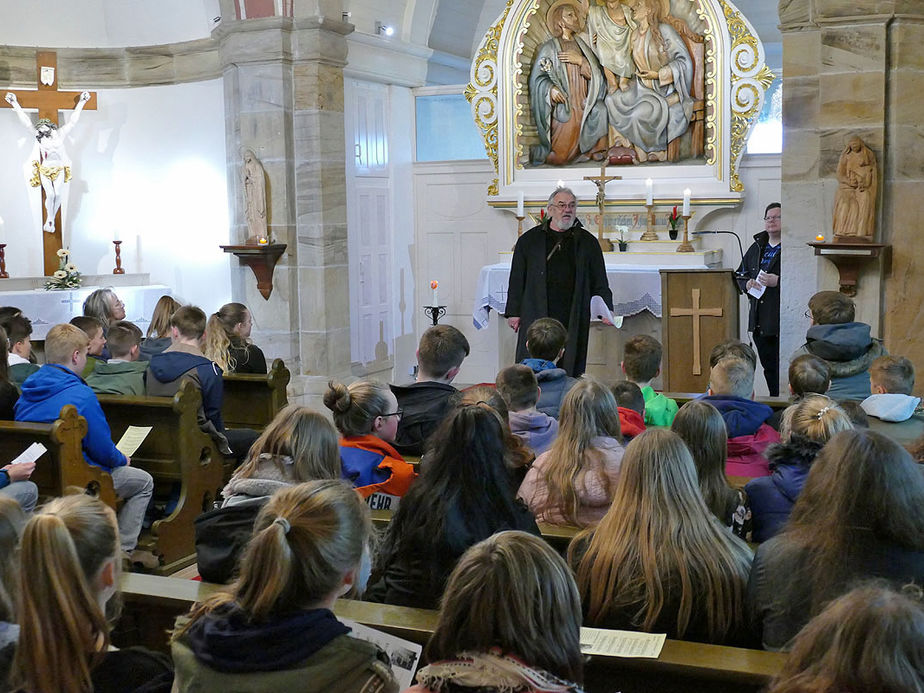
[375,21,394,37]
[342,11,352,22]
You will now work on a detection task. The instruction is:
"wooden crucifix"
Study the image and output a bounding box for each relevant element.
[583,162,621,252]
[669,287,723,376]
[2,51,97,276]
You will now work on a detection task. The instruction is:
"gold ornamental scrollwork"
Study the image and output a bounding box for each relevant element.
[721,0,774,192]
[466,0,515,194]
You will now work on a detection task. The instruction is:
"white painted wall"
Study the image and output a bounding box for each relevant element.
[0,80,231,311]
[0,0,219,47]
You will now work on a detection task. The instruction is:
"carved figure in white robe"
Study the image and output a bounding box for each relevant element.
[241,148,268,243]
[603,0,693,162]
[586,0,636,94]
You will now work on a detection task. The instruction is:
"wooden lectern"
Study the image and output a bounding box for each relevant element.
[660,269,739,393]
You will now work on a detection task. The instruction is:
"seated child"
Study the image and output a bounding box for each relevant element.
[495,364,558,455]
[85,321,148,395]
[0,326,19,420]
[746,396,852,542]
[709,339,758,372]
[69,316,108,379]
[861,355,923,444]
[4,316,39,387]
[0,496,24,687]
[14,324,155,562]
[520,318,577,419]
[518,377,625,527]
[324,380,416,511]
[391,325,469,456]
[610,380,646,441]
[704,357,780,477]
[204,302,267,374]
[793,291,886,400]
[769,354,830,432]
[622,334,678,426]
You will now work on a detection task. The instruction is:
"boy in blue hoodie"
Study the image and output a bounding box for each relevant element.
[520,318,576,419]
[15,323,154,559]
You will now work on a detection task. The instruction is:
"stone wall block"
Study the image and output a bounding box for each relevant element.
[814,0,895,19]
[891,124,924,180]
[820,25,886,72]
[219,25,294,65]
[778,0,812,28]
[780,129,820,180]
[294,62,345,111]
[817,72,885,128]
[782,78,820,129]
[782,31,821,78]
[235,64,290,110]
[296,225,349,266]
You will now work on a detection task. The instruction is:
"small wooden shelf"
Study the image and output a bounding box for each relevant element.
[220,243,287,300]
[807,241,888,297]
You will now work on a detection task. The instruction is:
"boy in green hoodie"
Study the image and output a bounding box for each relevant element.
[86,321,147,395]
[621,334,678,427]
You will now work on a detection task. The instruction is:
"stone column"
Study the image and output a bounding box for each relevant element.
[778,2,923,381]
[217,6,354,406]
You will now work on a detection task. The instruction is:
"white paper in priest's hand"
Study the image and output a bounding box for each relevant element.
[747,283,766,299]
[590,295,622,328]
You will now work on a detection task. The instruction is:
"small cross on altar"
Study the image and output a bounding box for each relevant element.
[1,51,98,276]
[583,162,621,252]
[669,288,723,376]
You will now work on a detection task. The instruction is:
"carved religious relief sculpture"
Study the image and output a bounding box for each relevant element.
[5,90,91,232]
[832,136,877,242]
[241,148,268,243]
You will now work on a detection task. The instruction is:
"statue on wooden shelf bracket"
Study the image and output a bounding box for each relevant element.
[241,148,268,244]
[5,90,91,232]
[832,136,877,242]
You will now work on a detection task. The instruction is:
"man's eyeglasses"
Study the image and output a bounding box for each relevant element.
[553,202,577,210]
[804,310,812,319]
[764,215,781,221]
[379,409,403,419]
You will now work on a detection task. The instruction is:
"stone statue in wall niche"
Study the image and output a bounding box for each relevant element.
[832,136,877,242]
[241,148,268,243]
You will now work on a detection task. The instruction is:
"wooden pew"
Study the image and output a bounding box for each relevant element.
[97,381,224,572]
[0,405,117,508]
[665,392,791,412]
[221,358,290,431]
[117,573,786,693]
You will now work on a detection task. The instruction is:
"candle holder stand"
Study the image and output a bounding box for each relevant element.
[112,240,125,274]
[676,214,695,253]
[640,204,659,241]
[424,305,446,326]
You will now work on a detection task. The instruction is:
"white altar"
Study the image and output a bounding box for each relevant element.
[0,274,170,340]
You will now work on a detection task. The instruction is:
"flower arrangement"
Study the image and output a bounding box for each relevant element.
[668,206,681,231]
[44,248,82,290]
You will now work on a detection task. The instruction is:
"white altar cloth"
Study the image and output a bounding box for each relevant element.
[0,284,171,340]
[473,262,708,329]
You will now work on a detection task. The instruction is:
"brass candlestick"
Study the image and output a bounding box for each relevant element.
[676,213,695,253]
[639,204,659,241]
[112,240,125,274]
[513,214,525,250]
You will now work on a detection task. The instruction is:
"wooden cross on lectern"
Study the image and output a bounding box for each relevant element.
[669,288,723,376]
[583,162,621,252]
[2,51,98,276]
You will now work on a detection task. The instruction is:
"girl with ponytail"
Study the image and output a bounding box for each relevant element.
[203,303,267,374]
[173,480,398,692]
[12,494,172,693]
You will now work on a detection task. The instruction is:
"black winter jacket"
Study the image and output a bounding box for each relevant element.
[736,230,780,335]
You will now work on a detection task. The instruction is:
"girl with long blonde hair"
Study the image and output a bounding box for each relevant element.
[518,376,623,526]
[571,429,753,644]
[12,494,171,693]
[173,480,398,692]
[203,302,267,374]
[222,404,341,506]
[409,531,585,693]
[672,400,749,538]
[745,395,852,542]
[141,294,181,359]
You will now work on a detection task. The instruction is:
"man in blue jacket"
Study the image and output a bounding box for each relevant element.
[15,323,154,560]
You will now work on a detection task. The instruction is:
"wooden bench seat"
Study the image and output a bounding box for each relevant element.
[117,573,786,693]
[0,405,117,508]
[97,381,224,572]
[221,358,290,431]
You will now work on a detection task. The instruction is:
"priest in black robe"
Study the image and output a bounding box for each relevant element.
[505,187,613,376]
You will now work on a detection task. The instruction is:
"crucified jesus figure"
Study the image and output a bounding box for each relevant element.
[5,90,91,232]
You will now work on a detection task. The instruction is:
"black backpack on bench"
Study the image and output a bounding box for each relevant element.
[194,496,268,583]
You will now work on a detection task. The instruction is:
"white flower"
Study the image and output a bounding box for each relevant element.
[53,270,67,279]
[539,57,553,73]
[64,263,77,272]
[56,248,69,258]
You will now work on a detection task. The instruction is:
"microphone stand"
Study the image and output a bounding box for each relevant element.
[691,230,750,288]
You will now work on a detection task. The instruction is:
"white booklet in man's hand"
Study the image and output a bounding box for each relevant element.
[11,442,47,465]
[590,295,623,328]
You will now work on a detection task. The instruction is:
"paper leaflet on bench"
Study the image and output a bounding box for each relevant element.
[12,442,47,465]
[580,627,666,658]
[341,619,422,690]
[116,426,153,457]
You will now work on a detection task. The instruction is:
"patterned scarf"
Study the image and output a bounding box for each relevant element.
[415,650,584,693]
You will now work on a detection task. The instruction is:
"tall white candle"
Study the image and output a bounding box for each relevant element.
[645,178,653,206]
[682,188,691,216]
[516,191,524,217]
[430,280,439,306]
[113,228,120,242]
